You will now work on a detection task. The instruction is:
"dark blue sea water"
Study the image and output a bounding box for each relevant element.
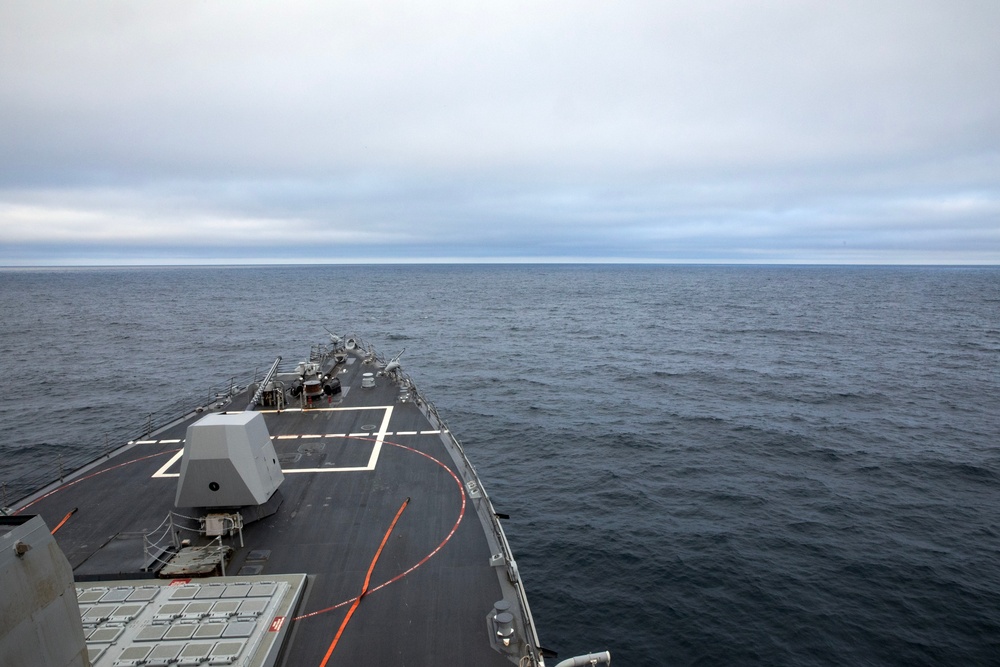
[1,265,999,666]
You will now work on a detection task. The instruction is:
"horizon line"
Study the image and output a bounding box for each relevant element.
[2,258,999,270]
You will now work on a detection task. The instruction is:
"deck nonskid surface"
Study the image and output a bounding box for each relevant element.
[23,376,513,664]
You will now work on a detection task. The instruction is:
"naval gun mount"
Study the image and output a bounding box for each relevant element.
[157,412,285,577]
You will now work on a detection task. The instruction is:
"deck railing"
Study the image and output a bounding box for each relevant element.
[366,341,546,667]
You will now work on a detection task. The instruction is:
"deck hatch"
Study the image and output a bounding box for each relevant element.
[193,622,227,639]
[135,625,168,642]
[88,626,124,643]
[146,644,182,665]
[222,620,256,638]
[78,588,107,604]
[169,586,199,600]
[177,642,213,664]
[221,583,252,598]
[113,645,151,665]
[209,640,246,663]
[100,587,133,603]
[210,600,242,615]
[164,624,196,640]
[126,587,159,602]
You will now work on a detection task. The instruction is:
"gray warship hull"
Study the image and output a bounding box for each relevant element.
[4,337,608,666]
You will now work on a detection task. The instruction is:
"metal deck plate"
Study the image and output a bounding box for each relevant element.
[76,574,305,667]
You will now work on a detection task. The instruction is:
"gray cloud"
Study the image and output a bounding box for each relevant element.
[1,1,998,264]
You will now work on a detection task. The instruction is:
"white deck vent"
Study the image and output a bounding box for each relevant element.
[175,413,284,509]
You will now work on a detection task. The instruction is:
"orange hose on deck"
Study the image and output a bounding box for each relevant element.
[50,507,78,534]
[318,496,411,667]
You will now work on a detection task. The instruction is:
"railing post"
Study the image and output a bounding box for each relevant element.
[169,513,179,549]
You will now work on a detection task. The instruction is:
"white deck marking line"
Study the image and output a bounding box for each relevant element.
[151,405,396,478]
[136,439,157,444]
[159,439,182,444]
[394,431,417,436]
[301,434,322,438]
[152,450,185,478]
[367,405,392,469]
[284,405,393,474]
[420,430,442,435]
[349,432,370,437]
[259,406,381,414]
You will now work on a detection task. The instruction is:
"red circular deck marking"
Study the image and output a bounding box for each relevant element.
[293,436,467,622]
[11,436,467,624]
[13,449,182,515]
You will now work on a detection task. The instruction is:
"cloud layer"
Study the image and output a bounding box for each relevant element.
[2,1,998,264]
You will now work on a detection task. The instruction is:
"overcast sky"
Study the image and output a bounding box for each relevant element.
[1,1,998,265]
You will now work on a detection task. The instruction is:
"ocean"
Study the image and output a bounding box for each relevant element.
[1,264,998,666]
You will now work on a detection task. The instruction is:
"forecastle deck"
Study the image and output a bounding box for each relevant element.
[12,340,544,666]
